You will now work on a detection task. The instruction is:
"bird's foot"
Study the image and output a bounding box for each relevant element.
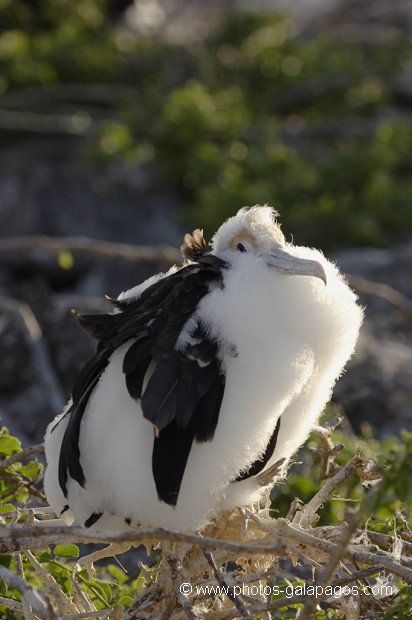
[255,458,286,487]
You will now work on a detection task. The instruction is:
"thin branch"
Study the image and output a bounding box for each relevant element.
[294,450,382,528]
[363,530,412,556]
[294,457,356,528]
[0,107,98,135]
[14,553,34,620]
[274,519,412,583]
[165,555,199,620]
[211,595,310,620]
[0,565,56,620]
[60,612,114,620]
[1,508,56,519]
[0,596,24,613]
[0,524,284,556]
[77,541,132,577]
[330,565,384,587]
[243,508,319,569]
[348,274,412,319]
[1,444,44,470]
[24,550,77,615]
[0,235,180,265]
[1,83,140,109]
[202,548,252,619]
[297,512,360,620]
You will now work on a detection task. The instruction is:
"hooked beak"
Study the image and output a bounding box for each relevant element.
[266,247,327,285]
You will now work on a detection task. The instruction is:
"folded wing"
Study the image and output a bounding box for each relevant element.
[57,254,227,506]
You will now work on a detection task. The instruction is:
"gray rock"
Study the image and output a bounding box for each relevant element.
[0,295,64,443]
[332,242,412,436]
[0,136,183,246]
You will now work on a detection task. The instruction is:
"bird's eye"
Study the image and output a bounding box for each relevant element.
[237,243,247,253]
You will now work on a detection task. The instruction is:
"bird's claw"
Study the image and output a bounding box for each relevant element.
[255,458,286,487]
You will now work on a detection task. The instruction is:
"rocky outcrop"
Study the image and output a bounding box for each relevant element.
[0,135,183,444]
[333,243,412,436]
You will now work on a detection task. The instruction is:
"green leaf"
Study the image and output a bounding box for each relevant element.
[46,561,73,594]
[384,584,412,619]
[0,435,21,458]
[106,564,128,584]
[0,554,13,568]
[133,573,146,591]
[92,580,112,603]
[37,550,52,562]
[118,595,134,606]
[19,461,43,480]
[54,544,80,558]
[14,487,29,504]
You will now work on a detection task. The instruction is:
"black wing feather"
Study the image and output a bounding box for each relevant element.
[152,422,195,506]
[122,336,153,398]
[125,357,152,399]
[191,371,225,442]
[141,354,181,432]
[59,254,228,505]
[174,375,203,429]
[234,417,281,482]
[58,372,104,496]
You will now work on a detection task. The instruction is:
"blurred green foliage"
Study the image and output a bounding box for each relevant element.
[0,427,43,511]
[1,2,412,249]
[0,0,191,90]
[151,13,412,248]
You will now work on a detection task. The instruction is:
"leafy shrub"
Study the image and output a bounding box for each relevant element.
[150,12,412,249]
[1,4,412,249]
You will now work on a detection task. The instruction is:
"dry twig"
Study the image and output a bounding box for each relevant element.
[0,236,180,265]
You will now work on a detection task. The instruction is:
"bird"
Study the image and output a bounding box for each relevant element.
[44,205,363,533]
